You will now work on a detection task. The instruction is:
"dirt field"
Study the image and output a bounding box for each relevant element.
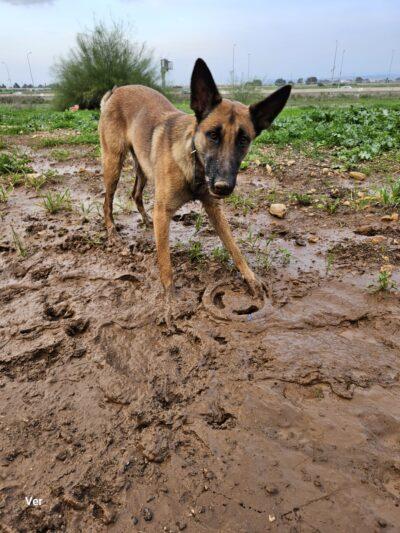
[1,125,400,532]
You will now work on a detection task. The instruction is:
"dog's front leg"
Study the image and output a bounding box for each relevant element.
[153,202,174,297]
[203,199,263,296]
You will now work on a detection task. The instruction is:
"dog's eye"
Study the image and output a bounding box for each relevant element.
[237,132,250,147]
[207,130,220,143]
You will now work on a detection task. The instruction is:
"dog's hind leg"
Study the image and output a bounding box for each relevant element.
[130,157,151,226]
[102,149,126,242]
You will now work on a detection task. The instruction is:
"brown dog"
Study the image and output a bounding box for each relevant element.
[99,58,291,305]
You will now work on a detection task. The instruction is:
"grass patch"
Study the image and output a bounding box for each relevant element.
[41,189,72,213]
[51,148,71,161]
[0,184,13,203]
[0,152,32,174]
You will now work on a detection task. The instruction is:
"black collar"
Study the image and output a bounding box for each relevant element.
[189,137,207,197]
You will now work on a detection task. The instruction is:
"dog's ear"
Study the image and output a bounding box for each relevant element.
[190,58,222,122]
[249,85,291,136]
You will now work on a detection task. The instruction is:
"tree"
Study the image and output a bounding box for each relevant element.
[13,82,20,89]
[297,77,304,84]
[355,76,363,83]
[52,21,159,110]
[275,78,286,86]
[306,76,317,85]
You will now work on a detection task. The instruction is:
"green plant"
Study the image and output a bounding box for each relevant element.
[10,226,28,257]
[0,152,32,174]
[188,240,205,263]
[194,212,204,233]
[375,270,397,292]
[51,148,71,161]
[277,247,292,265]
[77,201,96,221]
[291,192,312,206]
[41,189,72,213]
[325,198,341,214]
[0,184,13,203]
[226,193,256,215]
[211,246,230,265]
[25,173,47,191]
[376,177,400,206]
[52,21,159,110]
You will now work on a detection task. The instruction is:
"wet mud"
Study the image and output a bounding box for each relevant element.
[0,139,400,532]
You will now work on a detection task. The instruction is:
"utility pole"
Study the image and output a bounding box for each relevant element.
[26,51,34,87]
[232,43,236,87]
[331,40,338,85]
[338,49,345,85]
[2,61,11,88]
[387,49,395,82]
[247,53,250,81]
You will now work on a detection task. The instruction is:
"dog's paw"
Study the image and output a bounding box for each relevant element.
[107,227,122,246]
[246,276,265,300]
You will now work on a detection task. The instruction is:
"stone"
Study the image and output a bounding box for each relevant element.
[269,203,287,219]
[349,171,366,181]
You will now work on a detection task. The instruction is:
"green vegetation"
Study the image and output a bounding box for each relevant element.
[41,189,72,213]
[374,270,397,292]
[211,246,230,265]
[51,148,71,161]
[11,226,28,257]
[0,184,13,203]
[0,152,32,174]
[188,240,205,263]
[254,105,400,167]
[376,177,400,206]
[53,21,158,110]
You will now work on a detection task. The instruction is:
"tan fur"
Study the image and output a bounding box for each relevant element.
[99,84,262,303]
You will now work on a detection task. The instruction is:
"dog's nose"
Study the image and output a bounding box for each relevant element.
[213,181,232,196]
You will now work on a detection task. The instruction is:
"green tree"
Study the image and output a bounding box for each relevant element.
[52,22,159,110]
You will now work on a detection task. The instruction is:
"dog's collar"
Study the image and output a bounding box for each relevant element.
[190,136,206,197]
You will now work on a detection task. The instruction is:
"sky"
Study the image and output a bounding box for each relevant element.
[0,0,399,86]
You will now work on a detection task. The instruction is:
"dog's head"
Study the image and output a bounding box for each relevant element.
[191,58,291,198]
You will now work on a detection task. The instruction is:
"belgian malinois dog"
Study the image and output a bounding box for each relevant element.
[99,58,291,311]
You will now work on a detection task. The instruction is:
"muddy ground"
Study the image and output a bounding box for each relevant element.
[1,134,400,532]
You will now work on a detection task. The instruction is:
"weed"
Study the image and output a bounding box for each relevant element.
[0,152,32,174]
[226,193,256,215]
[277,247,292,265]
[77,201,96,221]
[25,173,48,191]
[291,192,312,206]
[211,246,230,265]
[0,184,13,203]
[374,270,397,292]
[326,251,335,273]
[10,225,28,257]
[51,148,71,161]
[325,198,341,214]
[188,240,205,263]
[194,212,204,233]
[376,177,400,206]
[41,189,72,213]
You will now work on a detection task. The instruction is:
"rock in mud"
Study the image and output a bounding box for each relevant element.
[142,507,153,521]
[269,203,288,219]
[349,171,366,181]
[65,317,90,336]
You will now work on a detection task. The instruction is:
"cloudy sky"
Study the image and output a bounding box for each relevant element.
[0,0,399,85]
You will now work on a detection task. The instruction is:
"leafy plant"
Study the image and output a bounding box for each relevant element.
[0,152,32,174]
[211,246,230,265]
[52,21,159,110]
[188,240,205,263]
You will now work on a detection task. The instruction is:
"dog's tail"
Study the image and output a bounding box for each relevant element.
[100,85,117,112]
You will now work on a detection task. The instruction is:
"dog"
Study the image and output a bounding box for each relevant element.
[99,58,291,308]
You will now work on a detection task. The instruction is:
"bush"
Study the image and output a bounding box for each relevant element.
[52,22,159,110]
